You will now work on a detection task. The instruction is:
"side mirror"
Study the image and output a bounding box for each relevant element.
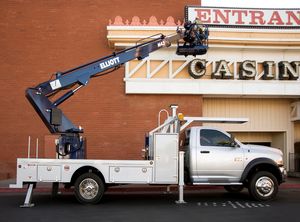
[230,135,239,148]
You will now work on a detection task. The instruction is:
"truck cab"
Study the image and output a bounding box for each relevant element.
[184,126,286,201]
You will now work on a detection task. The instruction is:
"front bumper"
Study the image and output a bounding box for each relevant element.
[279,166,287,183]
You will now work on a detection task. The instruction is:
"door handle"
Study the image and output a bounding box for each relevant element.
[200,150,210,154]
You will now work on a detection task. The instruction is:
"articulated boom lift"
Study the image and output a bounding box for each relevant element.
[26,25,208,159]
[10,21,285,207]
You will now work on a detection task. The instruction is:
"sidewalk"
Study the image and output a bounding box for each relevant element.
[1,177,300,193]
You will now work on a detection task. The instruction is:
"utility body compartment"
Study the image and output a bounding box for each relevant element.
[153,133,178,184]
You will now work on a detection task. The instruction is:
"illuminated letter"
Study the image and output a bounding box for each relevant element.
[286,11,300,25]
[249,10,266,25]
[263,61,275,80]
[267,11,284,25]
[232,10,248,24]
[212,60,233,79]
[239,60,256,79]
[279,61,300,80]
[188,59,206,79]
[213,9,231,24]
[195,9,211,23]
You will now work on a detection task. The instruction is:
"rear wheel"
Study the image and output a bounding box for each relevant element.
[74,172,105,204]
[248,171,278,201]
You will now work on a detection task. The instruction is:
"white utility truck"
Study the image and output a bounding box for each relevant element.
[10,105,286,206]
[9,26,286,206]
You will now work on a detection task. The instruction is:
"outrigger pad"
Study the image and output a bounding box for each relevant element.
[176,45,208,57]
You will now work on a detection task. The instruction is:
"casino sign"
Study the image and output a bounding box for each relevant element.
[188,59,300,80]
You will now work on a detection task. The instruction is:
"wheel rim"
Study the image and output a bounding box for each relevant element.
[255,176,274,197]
[79,178,99,200]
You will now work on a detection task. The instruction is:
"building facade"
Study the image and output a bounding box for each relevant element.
[0,1,299,179]
[107,6,300,172]
[0,0,201,179]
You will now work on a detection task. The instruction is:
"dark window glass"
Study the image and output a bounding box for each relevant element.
[184,129,190,146]
[200,129,232,147]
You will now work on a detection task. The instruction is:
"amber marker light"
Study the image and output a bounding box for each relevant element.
[178,113,185,121]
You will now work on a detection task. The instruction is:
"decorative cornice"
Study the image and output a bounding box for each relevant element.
[109,16,182,26]
[106,16,300,49]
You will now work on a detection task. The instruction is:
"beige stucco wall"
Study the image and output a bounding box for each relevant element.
[203,98,292,131]
[203,98,294,166]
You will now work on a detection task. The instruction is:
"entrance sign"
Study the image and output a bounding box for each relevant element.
[185,6,300,28]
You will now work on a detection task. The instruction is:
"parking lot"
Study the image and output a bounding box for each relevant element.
[1,187,299,222]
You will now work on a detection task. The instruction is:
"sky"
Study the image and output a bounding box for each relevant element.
[201,0,299,8]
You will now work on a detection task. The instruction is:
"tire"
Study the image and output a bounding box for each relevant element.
[74,172,105,204]
[224,185,244,193]
[248,171,278,201]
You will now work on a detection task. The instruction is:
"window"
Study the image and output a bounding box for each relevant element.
[184,129,191,146]
[200,129,232,147]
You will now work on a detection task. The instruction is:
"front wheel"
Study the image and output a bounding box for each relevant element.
[248,171,278,201]
[74,172,105,204]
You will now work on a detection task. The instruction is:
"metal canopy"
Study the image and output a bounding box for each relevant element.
[180,117,249,131]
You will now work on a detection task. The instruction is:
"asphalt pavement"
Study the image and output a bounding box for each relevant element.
[1,187,300,222]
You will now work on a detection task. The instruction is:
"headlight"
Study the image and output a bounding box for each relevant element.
[276,159,284,167]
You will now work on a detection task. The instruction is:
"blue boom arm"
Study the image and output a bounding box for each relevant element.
[26,25,208,159]
[26,33,182,135]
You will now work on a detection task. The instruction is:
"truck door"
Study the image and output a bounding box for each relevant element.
[196,128,244,183]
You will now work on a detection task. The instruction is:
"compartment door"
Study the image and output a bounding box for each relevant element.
[154,134,178,184]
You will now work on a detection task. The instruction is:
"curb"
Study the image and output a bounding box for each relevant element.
[1,184,300,194]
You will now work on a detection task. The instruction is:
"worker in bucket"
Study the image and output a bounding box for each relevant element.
[193,17,205,45]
